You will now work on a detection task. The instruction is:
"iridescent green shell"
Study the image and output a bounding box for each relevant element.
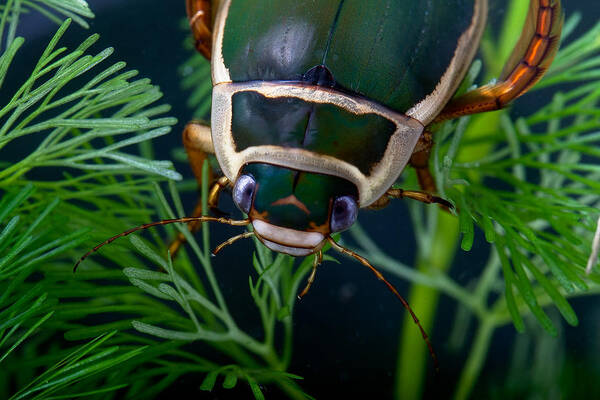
[219,0,477,113]
[211,0,487,207]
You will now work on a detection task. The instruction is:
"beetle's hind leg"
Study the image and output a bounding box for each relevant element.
[168,122,232,256]
[435,0,563,122]
[186,0,216,59]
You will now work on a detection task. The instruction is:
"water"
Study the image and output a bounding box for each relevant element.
[11,0,600,398]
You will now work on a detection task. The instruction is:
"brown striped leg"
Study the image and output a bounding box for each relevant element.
[168,176,232,256]
[183,121,214,187]
[168,122,228,256]
[369,188,453,211]
[435,0,563,122]
[297,251,323,300]
[186,0,214,59]
[369,131,451,211]
[212,231,255,255]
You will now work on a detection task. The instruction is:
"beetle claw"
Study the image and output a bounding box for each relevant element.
[433,196,454,210]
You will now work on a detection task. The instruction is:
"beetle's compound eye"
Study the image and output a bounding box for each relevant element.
[330,196,358,233]
[233,174,256,214]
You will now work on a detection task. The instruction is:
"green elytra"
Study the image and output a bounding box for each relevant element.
[209,0,482,243]
[221,0,475,112]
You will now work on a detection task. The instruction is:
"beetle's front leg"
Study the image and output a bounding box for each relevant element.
[168,177,232,257]
[169,122,232,256]
[183,121,232,214]
[182,121,214,186]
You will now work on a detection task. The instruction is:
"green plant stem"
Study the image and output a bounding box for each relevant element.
[453,317,495,400]
[276,379,312,400]
[395,211,459,399]
[452,282,600,400]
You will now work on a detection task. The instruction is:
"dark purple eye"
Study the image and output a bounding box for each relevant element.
[330,196,358,232]
[233,174,256,214]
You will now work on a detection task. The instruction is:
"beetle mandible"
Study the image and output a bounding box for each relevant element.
[77,0,563,365]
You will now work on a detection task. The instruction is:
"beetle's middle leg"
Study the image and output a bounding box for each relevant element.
[369,188,452,210]
[370,131,451,210]
[369,132,448,209]
[168,122,232,256]
[409,130,436,193]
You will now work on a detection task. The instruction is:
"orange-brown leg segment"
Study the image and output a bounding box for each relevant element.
[435,0,563,122]
[409,130,436,193]
[369,188,453,211]
[212,231,255,255]
[370,130,451,211]
[298,251,323,300]
[168,176,231,257]
[169,122,231,256]
[186,0,214,59]
[183,121,214,186]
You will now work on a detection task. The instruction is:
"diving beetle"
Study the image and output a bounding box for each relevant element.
[77,0,563,365]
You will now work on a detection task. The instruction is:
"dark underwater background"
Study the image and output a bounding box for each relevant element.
[9,0,600,398]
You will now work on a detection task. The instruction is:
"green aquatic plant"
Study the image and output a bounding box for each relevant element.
[0,2,189,398]
[384,6,600,400]
[1,1,599,399]
[0,2,310,398]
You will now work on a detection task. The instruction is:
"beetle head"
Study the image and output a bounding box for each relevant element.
[232,163,359,256]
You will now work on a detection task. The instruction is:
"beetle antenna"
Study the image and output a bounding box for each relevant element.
[326,236,439,372]
[212,231,255,255]
[74,217,250,272]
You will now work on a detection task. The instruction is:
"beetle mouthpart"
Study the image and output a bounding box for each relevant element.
[252,219,324,256]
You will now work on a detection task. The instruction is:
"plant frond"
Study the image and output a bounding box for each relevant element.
[434,15,600,332]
